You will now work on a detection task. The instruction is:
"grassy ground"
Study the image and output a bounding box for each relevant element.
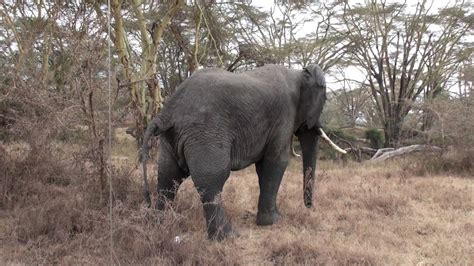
[1,142,473,264]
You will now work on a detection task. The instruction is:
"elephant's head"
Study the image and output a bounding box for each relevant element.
[295,64,345,208]
[300,64,327,129]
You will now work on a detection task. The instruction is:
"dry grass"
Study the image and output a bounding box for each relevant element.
[1,144,473,265]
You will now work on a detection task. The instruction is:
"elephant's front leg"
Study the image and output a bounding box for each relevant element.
[255,156,288,226]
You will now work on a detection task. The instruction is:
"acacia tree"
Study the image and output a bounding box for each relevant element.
[104,0,184,144]
[341,0,472,147]
[221,1,350,71]
[330,70,374,127]
[154,0,349,96]
[457,60,473,100]
[158,0,230,95]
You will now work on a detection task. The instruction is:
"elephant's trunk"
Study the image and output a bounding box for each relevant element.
[296,129,319,208]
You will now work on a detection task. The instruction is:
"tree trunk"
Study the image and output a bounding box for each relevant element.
[110,0,184,146]
[383,112,404,148]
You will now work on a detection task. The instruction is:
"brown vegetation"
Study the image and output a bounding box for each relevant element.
[1,140,472,264]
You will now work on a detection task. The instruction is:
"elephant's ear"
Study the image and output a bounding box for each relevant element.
[302,65,326,129]
[304,65,326,88]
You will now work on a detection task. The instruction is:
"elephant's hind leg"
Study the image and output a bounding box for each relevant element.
[156,146,187,210]
[187,147,235,241]
[196,185,234,241]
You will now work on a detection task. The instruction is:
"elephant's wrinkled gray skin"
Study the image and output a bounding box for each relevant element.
[141,64,327,240]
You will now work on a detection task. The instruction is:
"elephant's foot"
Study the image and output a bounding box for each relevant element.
[208,221,238,241]
[203,202,238,241]
[256,210,281,226]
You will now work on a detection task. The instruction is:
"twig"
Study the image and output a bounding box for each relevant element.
[118,73,160,88]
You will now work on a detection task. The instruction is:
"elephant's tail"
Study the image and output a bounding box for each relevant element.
[139,116,171,207]
[139,116,170,162]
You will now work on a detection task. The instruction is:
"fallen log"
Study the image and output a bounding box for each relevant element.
[371,145,442,161]
[371,148,395,160]
[360,147,377,155]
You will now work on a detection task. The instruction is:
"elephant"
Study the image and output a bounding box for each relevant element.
[140,64,346,240]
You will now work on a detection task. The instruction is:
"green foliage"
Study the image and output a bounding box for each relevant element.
[365,128,384,149]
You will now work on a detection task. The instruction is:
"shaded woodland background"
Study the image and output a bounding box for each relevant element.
[1,0,473,264]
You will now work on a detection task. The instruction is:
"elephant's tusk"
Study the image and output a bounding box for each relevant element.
[292,149,301,157]
[319,128,347,154]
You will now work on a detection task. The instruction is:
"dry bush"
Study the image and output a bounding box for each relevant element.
[0,79,82,207]
[14,197,93,243]
[411,98,474,176]
[1,140,71,210]
[110,207,198,264]
[268,238,376,265]
[1,158,214,264]
[432,98,474,147]
[0,139,241,265]
[406,149,474,177]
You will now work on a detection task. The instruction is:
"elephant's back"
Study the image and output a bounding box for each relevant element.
[164,66,294,130]
[160,67,296,170]
[165,69,276,121]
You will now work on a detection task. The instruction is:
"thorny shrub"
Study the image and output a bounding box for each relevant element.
[405,149,474,177]
[407,98,474,176]
[1,138,219,264]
